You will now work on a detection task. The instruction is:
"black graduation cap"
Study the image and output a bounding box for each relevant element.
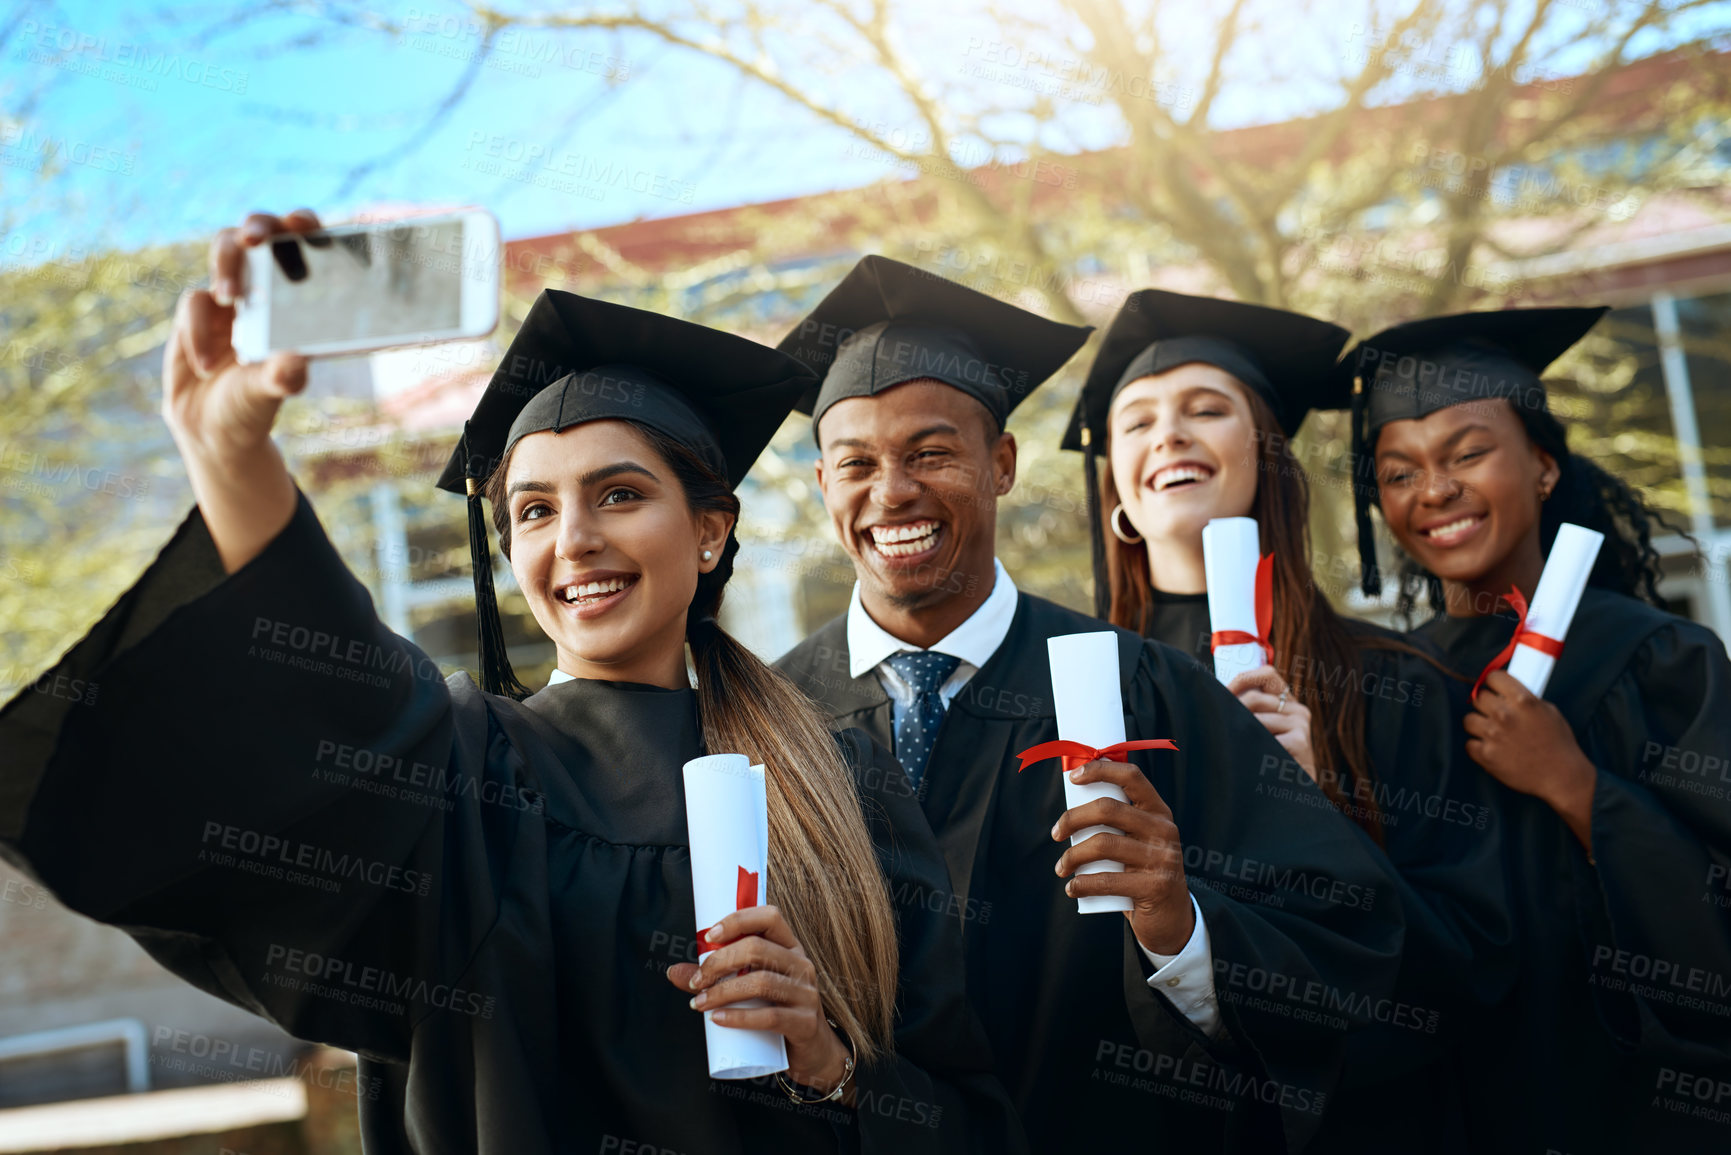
[1330,305,1609,595]
[775,255,1092,436]
[1059,289,1350,616]
[1061,289,1351,451]
[437,288,818,698]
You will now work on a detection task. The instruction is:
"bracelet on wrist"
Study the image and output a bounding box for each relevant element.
[777,1018,856,1105]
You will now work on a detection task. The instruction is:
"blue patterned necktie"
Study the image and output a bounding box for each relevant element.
[885,651,963,789]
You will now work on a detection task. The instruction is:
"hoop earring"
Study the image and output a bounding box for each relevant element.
[1110,504,1143,545]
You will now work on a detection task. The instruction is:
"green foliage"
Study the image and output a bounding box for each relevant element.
[0,245,202,694]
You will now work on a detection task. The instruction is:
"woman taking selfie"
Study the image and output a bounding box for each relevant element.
[1064,289,1512,1151]
[1346,306,1731,1154]
[0,211,1017,1154]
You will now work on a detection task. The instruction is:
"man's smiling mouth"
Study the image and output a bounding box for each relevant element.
[868,520,942,560]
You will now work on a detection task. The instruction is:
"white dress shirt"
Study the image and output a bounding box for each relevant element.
[847,559,1020,721]
[846,560,1221,1037]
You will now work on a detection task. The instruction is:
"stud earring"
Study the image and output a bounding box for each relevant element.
[1110,504,1143,545]
[701,549,714,561]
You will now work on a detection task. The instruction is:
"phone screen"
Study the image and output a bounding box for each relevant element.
[265,219,466,349]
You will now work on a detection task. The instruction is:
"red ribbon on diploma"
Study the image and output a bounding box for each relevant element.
[1470,585,1565,702]
[1016,739,1179,773]
[696,865,759,954]
[1209,553,1274,665]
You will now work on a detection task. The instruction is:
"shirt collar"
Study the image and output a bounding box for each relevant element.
[547,661,700,690]
[846,558,1018,679]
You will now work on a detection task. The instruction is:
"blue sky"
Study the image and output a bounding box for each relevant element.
[2,0,916,257]
[1,0,1719,263]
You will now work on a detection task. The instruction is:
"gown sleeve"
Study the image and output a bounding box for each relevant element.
[1574,621,1731,1063]
[1121,638,1407,1152]
[1296,643,1519,1148]
[834,728,1026,1155]
[0,492,503,1065]
[1359,644,1515,1013]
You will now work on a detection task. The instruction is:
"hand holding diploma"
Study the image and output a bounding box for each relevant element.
[668,905,855,1102]
[672,754,852,1098]
[1464,670,1597,851]
[1050,757,1197,956]
[1462,524,1606,853]
[1201,518,1319,776]
[1030,633,1194,955]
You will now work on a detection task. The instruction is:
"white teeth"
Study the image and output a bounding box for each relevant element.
[871,521,939,544]
[870,522,939,556]
[1153,464,1213,490]
[1424,516,1481,539]
[562,576,635,602]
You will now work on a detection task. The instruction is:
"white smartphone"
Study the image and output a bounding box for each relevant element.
[232,209,500,364]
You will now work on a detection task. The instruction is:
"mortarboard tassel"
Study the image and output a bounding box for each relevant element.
[1082,428,1109,620]
[461,424,532,700]
[1350,375,1381,597]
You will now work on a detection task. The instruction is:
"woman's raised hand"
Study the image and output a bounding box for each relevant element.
[163,210,322,572]
[164,210,323,459]
[666,904,856,1104]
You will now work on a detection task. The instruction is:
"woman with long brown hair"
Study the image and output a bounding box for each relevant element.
[1064,289,1512,1152]
[0,210,1017,1154]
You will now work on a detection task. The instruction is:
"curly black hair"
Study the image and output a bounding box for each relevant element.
[1392,403,1697,624]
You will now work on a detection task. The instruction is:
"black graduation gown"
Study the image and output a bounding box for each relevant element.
[776,592,1406,1153]
[0,493,1021,1155]
[1141,591,1514,1152]
[1417,587,1731,1154]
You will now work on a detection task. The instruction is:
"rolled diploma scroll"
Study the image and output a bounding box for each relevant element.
[1203,517,1264,688]
[1506,522,1604,698]
[1047,631,1135,914]
[682,753,788,1079]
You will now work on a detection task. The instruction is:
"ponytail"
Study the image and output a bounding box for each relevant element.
[688,615,899,1062]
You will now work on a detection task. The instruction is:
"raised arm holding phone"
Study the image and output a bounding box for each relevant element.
[0,212,1022,1155]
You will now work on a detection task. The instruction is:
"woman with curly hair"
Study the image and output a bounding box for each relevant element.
[1346,305,1731,1155]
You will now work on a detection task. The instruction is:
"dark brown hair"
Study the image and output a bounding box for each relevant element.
[484,423,899,1059]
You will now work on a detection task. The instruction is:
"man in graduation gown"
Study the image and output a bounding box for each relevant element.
[773,256,1406,1151]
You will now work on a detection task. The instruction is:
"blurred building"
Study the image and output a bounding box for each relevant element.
[315,60,1731,666]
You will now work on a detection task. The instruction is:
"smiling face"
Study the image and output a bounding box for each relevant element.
[502,420,732,687]
[1373,398,1558,602]
[1106,363,1261,548]
[814,379,1013,637]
